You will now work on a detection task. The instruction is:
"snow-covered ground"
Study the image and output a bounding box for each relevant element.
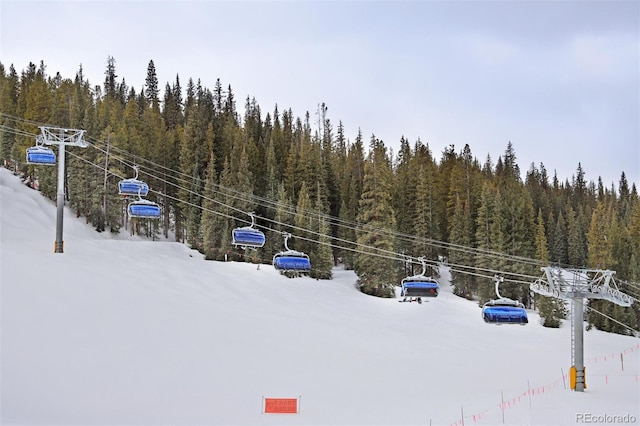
[1,167,638,425]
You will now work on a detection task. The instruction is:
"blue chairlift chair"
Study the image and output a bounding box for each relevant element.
[119,166,149,197]
[400,256,440,303]
[481,275,528,325]
[26,145,56,165]
[232,213,266,249]
[273,233,311,273]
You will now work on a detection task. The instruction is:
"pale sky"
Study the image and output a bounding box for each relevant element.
[1,0,639,188]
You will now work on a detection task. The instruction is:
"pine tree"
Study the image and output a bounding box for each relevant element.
[336,131,364,268]
[449,195,473,298]
[501,141,521,183]
[586,203,638,334]
[546,210,556,260]
[535,209,550,262]
[163,75,183,130]
[229,139,256,262]
[140,95,169,235]
[551,211,568,264]
[567,204,587,267]
[436,144,457,242]
[104,56,118,100]
[475,182,497,303]
[144,60,159,108]
[269,182,293,260]
[534,209,566,327]
[200,152,218,259]
[629,207,640,276]
[572,162,587,208]
[499,182,536,304]
[310,191,334,280]
[20,63,55,197]
[283,129,301,201]
[413,158,439,259]
[49,72,72,128]
[177,83,214,246]
[156,79,183,239]
[609,206,633,278]
[212,157,234,260]
[526,162,552,229]
[355,136,396,298]
[393,137,415,258]
[294,181,313,263]
[484,189,511,300]
[0,64,19,163]
[185,165,203,250]
[629,253,640,282]
[587,201,612,269]
[320,111,339,249]
[264,139,279,201]
[97,127,122,234]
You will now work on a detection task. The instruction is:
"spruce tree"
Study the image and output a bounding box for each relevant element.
[200,152,218,259]
[629,207,640,276]
[310,192,334,280]
[294,181,313,263]
[104,56,118,100]
[567,204,587,267]
[319,106,339,227]
[229,140,257,262]
[475,182,497,303]
[336,132,364,269]
[586,203,637,334]
[436,145,457,242]
[587,201,612,269]
[534,209,566,327]
[393,137,416,259]
[486,189,509,301]
[21,64,55,197]
[413,160,439,259]
[185,165,203,250]
[552,211,568,264]
[213,157,234,260]
[1,64,19,163]
[270,182,294,260]
[500,182,536,304]
[535,209,550,262]
[449,195,473,298]
[610,208,633,279]
[144,60,159,108]
[355,136,396,298]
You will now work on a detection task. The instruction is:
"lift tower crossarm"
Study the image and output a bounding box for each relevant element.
[530,266,634,393]
[534,267,633,307]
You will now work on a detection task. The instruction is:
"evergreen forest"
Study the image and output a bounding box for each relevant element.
[1,58,638,336]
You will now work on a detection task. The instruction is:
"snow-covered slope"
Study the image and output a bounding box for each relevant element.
[1,167,638,425]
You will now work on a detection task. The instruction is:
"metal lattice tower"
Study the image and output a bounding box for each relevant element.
[37,126,88,253]
[531,266,634,392]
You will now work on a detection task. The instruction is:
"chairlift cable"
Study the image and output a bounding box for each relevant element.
[3,115,636,290]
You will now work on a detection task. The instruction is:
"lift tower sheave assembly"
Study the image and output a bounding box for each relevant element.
[531,267,634,392]
[37,126,88,253]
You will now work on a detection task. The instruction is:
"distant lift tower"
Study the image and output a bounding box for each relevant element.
[37,126,88,253]
[531,267,634,392]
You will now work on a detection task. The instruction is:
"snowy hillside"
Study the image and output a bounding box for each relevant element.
[1,167,638,426]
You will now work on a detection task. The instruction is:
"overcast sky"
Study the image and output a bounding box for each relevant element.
[2,0,638,188]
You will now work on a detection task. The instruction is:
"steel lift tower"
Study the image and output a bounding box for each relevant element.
[531,266,634,392]
[37,126,88,253]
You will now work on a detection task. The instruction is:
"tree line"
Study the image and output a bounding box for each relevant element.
[1,58,638,334]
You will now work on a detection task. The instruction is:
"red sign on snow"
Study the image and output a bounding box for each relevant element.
[264,397,298,414]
